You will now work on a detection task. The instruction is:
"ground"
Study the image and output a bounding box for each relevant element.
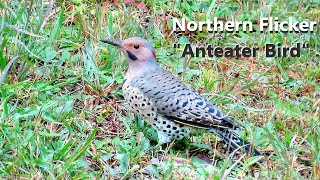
[0,0,319,179]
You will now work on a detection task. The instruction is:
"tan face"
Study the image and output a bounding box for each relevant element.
[122,39,156,62]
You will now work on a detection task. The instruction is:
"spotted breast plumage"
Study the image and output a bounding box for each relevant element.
[101,37,261,157]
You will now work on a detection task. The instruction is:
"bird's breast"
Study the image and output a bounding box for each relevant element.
[122,82,157,125]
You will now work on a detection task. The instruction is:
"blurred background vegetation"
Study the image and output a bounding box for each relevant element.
[0,0,319,179]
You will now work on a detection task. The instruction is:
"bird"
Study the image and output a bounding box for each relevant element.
[101,37,262,157]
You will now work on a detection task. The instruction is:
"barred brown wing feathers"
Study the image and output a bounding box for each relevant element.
[131,69,235,128]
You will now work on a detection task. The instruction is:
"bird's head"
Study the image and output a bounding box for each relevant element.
[101,37,157,62]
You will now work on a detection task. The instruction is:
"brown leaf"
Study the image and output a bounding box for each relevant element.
[85,84,99,95]
[101,84,118,95]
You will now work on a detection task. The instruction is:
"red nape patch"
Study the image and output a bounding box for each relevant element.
[152,51,157,59]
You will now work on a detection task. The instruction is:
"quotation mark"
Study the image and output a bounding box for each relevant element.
[174,44,180,49]
[302,43,309,48]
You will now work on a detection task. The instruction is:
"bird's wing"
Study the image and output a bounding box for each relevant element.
[131,69,237,129]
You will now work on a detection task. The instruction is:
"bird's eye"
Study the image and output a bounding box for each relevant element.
[134,44,139,49]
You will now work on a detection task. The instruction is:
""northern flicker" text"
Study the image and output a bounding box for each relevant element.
[173,17,317,33]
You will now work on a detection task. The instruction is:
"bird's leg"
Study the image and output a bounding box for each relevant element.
[145,130,172,155]
[144,139,166,156]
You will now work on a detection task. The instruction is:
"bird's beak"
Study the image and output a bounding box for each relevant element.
[101,38,138,61]
[100,39,125,49]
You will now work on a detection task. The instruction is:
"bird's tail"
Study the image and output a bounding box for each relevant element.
[209,127,262,157]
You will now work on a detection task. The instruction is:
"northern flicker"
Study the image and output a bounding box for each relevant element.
[101,37,261,156]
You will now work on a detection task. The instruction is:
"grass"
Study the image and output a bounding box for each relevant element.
[0,0,319,179]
